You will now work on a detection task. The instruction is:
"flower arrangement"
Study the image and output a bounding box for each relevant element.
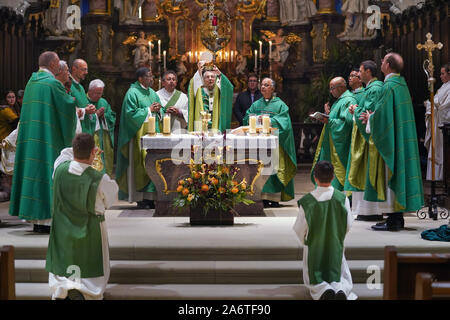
[173,161,254,216]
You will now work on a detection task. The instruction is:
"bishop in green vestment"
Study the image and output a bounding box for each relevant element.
[187,64,234,132]
[85,79,116,177]
[243,78,297,204]
[116,67,162,206]
[9,51,77,229]
[312,77,355,191]
[359,53,424,231]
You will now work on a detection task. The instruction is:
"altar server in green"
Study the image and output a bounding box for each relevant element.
[312,77,355,191]
[116,67,162,209]
[187,62,234,132]
[360,53,424,231]
[243,78,297,207]
[70,59,96,134]
[46,133,118,300]
[345,60,385,221]
[293,161,356,300]
[86,79,116,176]
[9,51,77,233]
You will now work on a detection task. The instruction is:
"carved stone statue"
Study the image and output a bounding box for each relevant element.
[279,0,317,26]
[43,0,71,36]
[177,54,188,76]
[337,0,376,40]
[235,52,247,75]
[389,0,425,15]
[114,0,145,24]
[262,29,290,65]
[133,31,151,68]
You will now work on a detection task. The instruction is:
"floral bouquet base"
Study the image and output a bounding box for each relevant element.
[190,208,234,226]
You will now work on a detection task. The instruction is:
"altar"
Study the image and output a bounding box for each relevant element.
[141,132,278,216]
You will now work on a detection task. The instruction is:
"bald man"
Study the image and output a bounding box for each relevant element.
[70,59,97,134]
[359,53,424,231]
[311,77,356,191]
[9,51,77,233]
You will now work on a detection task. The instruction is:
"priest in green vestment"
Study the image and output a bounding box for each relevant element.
[86,79,116,177]
[345,60,385,221]
[243,78,297,207]
[70,59,97,134]
[46,133,118,300]
[187,62,234,132]
[312,77,355,191]
[348,69,364,104]
[359,53,424,231]
[9,51,77,233]
[116,67,162,209]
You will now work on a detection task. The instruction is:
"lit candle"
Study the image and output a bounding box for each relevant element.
[254,50,257,72]
[158,40,161,60]
[163,50,166,71]
[230,50,234,62]
[262,115,271,134]
[269,41,272,60]
[195,51,198,62]
[148,41,152,60]
[218,51,222,62]
[158,77,161,90]
[259,41,262,59]
[188,51,191,63]
[163,114,171,134]
[225,51,228,62]
[249,115,257,134]
[148,114,156,134]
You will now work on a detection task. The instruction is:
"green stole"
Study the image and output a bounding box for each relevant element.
[311,90,355,190]
[89,97,116,177]
[242,97,297,201]
[344,80,383,192]
[70,80,96,135]
[298,189,348,285]
[9,71,76,221]
[366,75,424,212]
[116,81,161,200]
[46,161,105,278]
[187,73,234,132]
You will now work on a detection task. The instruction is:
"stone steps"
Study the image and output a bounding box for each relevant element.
[15,259,384,284]
[15,282,383,300]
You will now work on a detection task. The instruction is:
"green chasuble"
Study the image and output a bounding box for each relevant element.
[187,74,234,132]
[367,75,424,212]
[298,190,348,285]
[116,81,161,200]
[344,80,384,192]
[243,97,297,201]
[70,79,97,135]
[46,161,105,278]
[88,97,116,176]
[9,71,77,221]
[312,90,355,190]
[352,87,365,104]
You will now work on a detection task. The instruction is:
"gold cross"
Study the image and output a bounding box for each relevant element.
[416,33,443,75]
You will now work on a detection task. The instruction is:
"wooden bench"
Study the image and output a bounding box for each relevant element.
[415,272,450,300]
[0,245,15,300]
[384,246,450,300]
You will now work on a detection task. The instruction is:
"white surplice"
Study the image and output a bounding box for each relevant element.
[157,88,189,132]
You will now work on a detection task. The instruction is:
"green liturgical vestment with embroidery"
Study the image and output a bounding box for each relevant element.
[366,75,424,212]
[46,161,105,278]
[344,80,384,192]
[312,90,355,190]
[298,190,348,284]
[9,71,76,221]
[243,97,297,201]
[116,82,161,200]
[70,80,97,135]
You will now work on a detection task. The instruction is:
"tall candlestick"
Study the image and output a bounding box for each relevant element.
[258,41,262,58]
[158,40,161,60]
[269,41,272,59]
[254,50,257,73]
[163,50,166,71]
[148,41,152,60]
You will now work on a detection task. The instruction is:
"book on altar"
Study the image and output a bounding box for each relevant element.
[309,112,329,120]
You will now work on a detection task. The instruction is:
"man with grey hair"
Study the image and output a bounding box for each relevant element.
[312,77,355,191]
[9,51,77,233]
[242,77,297,208]
[157,70,188,132]
[86,79,116,176]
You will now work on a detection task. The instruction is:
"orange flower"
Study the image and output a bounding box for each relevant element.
[232,180,238,186]
[241,183,247,190]
[194,172,201,179]
[187,194,194,202]
[211,178,219,185]
[221,167,230,175]
[187,178,193,184]
[178,180,185,185]
[218,187,226,193]
[201,184,209,192]
[182,188,189,196]
[177,185,184,193]
[231,187,239,194]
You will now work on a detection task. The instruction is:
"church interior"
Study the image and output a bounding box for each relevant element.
[0,0,449,302]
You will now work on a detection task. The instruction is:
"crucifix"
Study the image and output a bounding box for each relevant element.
[416,32,443,220]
